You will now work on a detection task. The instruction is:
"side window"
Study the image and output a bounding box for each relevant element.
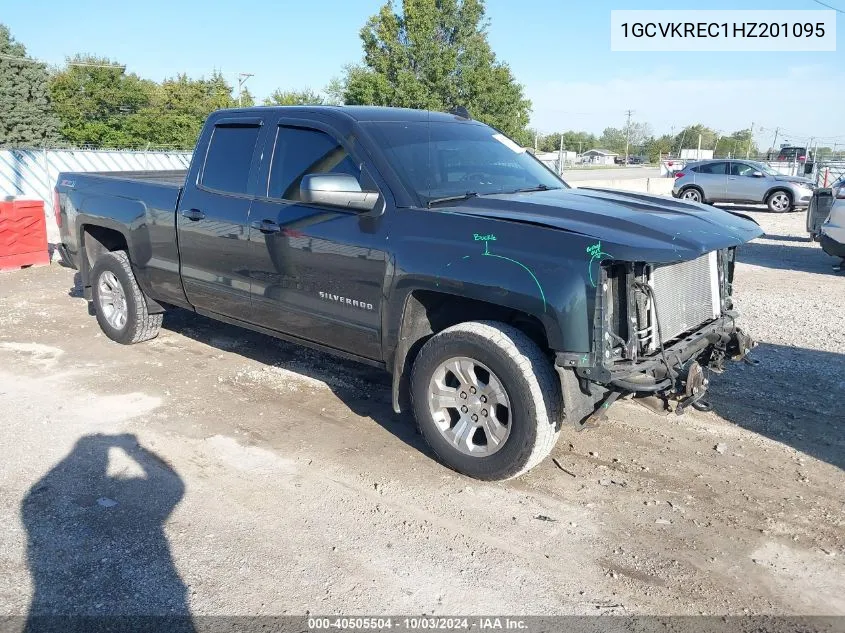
[732,163,756,177]
[200,124,261,194]
[698,162,727,175]
[268,126,365,201]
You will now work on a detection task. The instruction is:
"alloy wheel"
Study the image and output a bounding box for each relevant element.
[427,356,512,457]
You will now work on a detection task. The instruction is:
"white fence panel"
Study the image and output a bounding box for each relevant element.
[0,148,191,219]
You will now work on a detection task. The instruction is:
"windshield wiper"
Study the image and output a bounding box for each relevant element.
[427,191,479,207]
[506,184,563,194]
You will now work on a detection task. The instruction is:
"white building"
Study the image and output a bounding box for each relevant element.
[581,149,619,166]
[533,150,578,172]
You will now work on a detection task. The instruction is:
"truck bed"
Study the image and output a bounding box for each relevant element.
[78,170,188,186]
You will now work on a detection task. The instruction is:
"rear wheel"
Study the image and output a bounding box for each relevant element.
[410,321,561,480]
[767,190,793,213]
[680,187,703,203]
[91,250,163,345]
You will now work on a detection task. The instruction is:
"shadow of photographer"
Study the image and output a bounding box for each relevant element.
[22,434,193,632]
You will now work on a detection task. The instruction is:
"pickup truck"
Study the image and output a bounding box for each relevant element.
[54,106,763,480]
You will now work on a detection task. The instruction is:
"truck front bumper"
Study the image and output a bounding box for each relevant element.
[555,313,754,417]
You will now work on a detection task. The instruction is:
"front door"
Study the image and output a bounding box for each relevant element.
[177,119,263,321]
[727,161,769,203]
[246,122,388,360]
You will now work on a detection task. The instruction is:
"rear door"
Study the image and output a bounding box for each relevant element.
[176,117,264,321]
[727,161,769,203]
[693,161,728,201]
[245,119,389,360]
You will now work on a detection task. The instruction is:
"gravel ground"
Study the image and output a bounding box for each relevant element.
[0,209,843,619]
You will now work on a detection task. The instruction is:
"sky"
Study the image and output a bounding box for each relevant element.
[4,0,844,148]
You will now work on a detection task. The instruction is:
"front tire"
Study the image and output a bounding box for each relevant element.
[410,321,561,480]
[767,190,793,213]
[91,250,163,345]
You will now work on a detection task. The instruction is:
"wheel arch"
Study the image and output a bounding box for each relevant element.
[765,186,793,202]
[79,223,164,313]
[389,288,551,414]
[679,184,704,200]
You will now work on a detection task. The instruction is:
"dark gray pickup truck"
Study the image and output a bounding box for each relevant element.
[54,106,762,480]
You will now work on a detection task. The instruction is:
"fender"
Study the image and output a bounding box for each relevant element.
[384,272,591,414]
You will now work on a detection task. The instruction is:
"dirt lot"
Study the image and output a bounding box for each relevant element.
[0,210,843,618]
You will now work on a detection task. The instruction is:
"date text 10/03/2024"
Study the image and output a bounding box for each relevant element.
[307,616,528,630]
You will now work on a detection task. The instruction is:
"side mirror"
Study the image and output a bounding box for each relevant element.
[752,171,764,178]
[300,174,379,212]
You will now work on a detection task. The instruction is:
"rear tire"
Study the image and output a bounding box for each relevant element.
[91,250,163,345]
[410,321,561,480]
[766,189,793,213]
[680,187,703,204]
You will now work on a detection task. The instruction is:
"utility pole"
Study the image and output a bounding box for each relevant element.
[746,121,754,159]
[770,127,779,155]
[624,109,633,165]
[237,72,254,107]
[558,133,564,175]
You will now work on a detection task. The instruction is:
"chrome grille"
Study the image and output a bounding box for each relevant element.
[648,252,720,347]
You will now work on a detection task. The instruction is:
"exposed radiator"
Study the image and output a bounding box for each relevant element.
[647,252,721,349]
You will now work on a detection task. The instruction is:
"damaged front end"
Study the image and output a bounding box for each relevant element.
[555,247,756,426]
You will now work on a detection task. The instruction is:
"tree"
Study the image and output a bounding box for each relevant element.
[48,55,156,147]
[643,134,674,162]
[624,122,652,153]
[264,88,324,106]
[0,24,59,146]
[598,127,627,155]
[673,124,718,155]
[539,130,597,154]
[337,0,531,143]
[49,63,247,149]
[722,128,758,158]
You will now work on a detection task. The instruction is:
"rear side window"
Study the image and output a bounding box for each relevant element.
[697,162,727,175]
[201,124,261,194]
[268,126,361,201]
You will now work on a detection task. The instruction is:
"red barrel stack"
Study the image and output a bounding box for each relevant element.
[0,199,49,271]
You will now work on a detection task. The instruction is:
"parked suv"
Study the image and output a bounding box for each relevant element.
[672,159,815,213]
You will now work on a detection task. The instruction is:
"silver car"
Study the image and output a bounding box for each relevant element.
[672,159,815,213]
[819,176,845,269]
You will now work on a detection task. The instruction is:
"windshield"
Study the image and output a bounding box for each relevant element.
[362,120,568,205]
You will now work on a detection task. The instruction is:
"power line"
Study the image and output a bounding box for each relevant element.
[809,0,845,13]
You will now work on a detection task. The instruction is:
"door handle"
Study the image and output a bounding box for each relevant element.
[180,208,205,221]
[728,177,738,180]
[251,219,281,234]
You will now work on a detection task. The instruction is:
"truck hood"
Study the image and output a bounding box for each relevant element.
[442,187,763,263]
[774,174,814,186]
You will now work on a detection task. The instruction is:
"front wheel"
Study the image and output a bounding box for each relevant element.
[767,190,793,213]
[410,321,561,480]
